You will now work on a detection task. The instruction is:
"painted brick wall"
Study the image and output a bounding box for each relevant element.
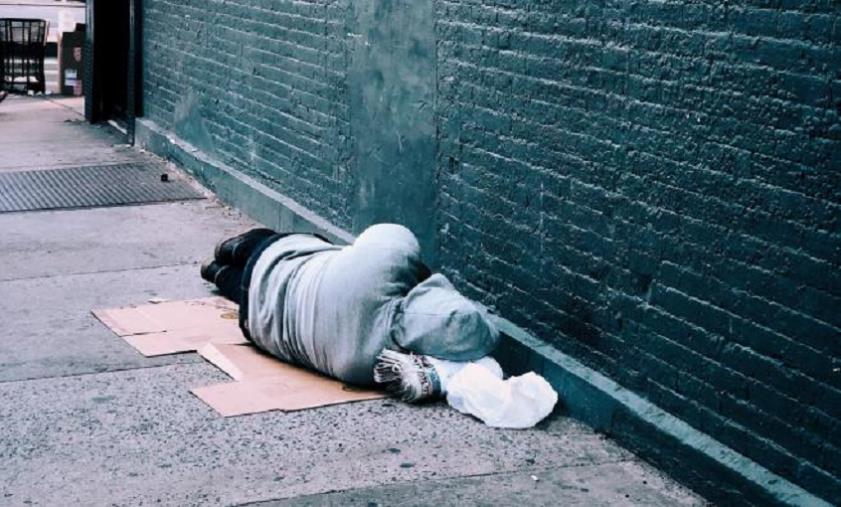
[142,0,441,252]
[142,0,353,228]
[142,0,841,502]
[435,1,840,502]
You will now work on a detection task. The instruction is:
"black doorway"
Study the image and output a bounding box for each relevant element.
[84,0,141,142]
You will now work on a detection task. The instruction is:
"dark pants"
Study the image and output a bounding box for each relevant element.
[212,233,281,305]
[209,229,331,339]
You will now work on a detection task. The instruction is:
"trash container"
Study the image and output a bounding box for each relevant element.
[0,18,49,94]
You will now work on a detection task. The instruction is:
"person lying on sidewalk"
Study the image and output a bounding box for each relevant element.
[201,224,556,428]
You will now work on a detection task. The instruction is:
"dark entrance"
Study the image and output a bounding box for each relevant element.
[84,0,141,142]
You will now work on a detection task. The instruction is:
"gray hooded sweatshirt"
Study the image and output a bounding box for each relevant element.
[246,224,499,386]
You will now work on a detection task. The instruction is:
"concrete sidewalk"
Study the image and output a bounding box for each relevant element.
[0,95,704,506]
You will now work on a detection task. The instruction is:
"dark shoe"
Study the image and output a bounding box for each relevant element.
[0,91,7,104]
[201,259,244,303]
[200,258,225,283]
[214,228,275,266]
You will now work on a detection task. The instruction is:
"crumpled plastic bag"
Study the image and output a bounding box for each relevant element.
[374,350,558,428]
[444,363,558,429]
[428,355,503,387]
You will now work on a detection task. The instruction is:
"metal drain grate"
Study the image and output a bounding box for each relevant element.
[0,163,204,212]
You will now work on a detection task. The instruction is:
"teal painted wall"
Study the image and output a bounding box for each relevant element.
[142,0,438,258]
[347,0,438,264]
[141,1,841,502]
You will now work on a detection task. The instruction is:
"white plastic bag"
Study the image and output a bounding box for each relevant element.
[373,350,558,428]
[445,363,558,429]
[427,355,503,388]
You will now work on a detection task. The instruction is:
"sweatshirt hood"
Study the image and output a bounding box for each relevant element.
[391,274,499,360]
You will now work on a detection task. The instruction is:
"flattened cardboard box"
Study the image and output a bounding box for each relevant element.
[194,343,384,417]
[93,297,384,416]
[92,297,246,356]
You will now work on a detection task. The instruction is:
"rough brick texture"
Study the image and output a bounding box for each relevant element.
[142,0,841,502]
[142,0,353,228]
[435,1,840,503]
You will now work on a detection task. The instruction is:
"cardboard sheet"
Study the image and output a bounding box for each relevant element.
[192,343,385,416]
[94,297,385,416]
[92,297,247,356]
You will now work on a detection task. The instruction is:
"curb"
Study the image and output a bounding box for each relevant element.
[136,118,830,507]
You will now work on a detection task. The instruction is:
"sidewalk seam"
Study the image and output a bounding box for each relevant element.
[233,458,639,507]
[0,261,200,284]
[0,359,206,387]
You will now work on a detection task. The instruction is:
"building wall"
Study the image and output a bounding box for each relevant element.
[142,1,841,502]
[143,0,440,256]
[143,0,354,227]
[435,1,840,502]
